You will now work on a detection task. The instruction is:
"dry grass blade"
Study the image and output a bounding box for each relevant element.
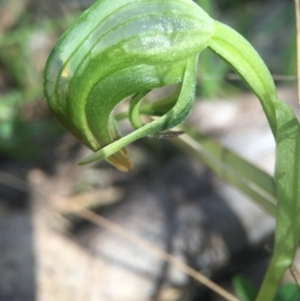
[289,264,300,288]
[61,201,240,301]
[0,170,240,301]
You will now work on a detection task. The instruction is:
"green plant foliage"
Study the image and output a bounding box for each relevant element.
[175,124,276,216]
[0,1,79,161]
[232,275,258,301]
[0,93,21,143]
[275,283,300,301]
[44,1,300,301]
[233,277,300,301]
[0,92,63,160]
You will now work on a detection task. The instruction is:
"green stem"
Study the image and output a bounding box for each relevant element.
[209,21,277,135]
[210,21,300,301]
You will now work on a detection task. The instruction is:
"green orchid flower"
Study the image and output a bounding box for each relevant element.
[44,0,214,170]
[43,0,279,171]
[44,2,300,300]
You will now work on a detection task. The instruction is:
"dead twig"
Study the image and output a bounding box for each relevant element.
[289,264,300,288]
[60,201,240,301]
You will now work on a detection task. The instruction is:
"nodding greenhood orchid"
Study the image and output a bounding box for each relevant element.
[44,0,279,171]
[44,2,300,301]
[44,0,214,170]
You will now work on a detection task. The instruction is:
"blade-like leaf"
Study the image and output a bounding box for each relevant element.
[175,124,276,215]
[232,276,258,301]
[275,283,300,301]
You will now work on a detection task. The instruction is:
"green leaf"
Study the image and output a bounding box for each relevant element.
[175,124,276,215]
[275,283,300,301]
[232,276,258,301]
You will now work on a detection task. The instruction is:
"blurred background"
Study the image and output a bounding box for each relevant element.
[0,1,297,301]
